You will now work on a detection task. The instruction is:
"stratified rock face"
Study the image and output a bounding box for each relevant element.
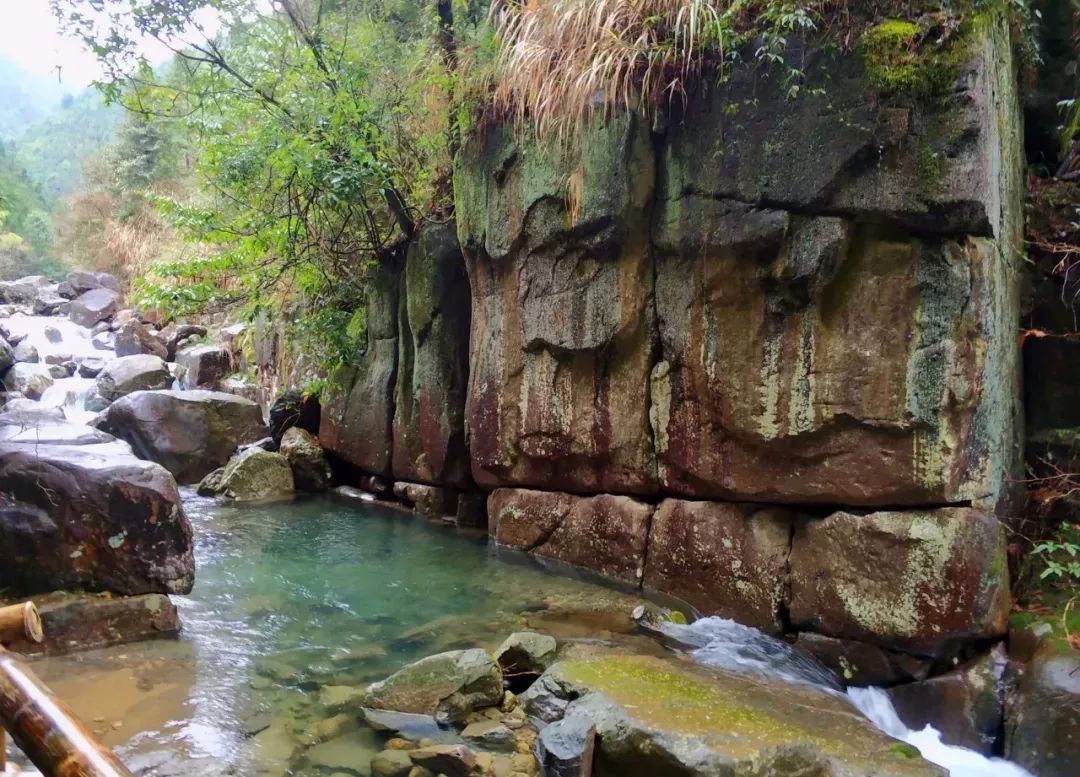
[0,441,194,596]
[489,489,652,586]
[392,221,471,487]
[788,508,1010,655]
[651,213,1010,506]
[456,117,658,494]
[454,15,1022,511]
[320,253,401,475]
[96,389,268,483]
[643,499,793,634]
[69,287,121,328]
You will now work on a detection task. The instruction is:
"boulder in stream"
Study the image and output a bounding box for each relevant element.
[95,389,269,483]
[361,648,504,723]
[0,440,194,596]
[12,340,39,363]
[69,287,122,328]
[0,335,13,373]
[199,447,294,502]
[67,270,121,295]
[96,354,172,401]
[115,319,168,359]
[176,344,231,389]
[278,426,332,491]
[3,362,54,399]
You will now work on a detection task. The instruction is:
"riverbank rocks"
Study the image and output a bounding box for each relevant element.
[393,481,457,519]
[115,319,168,359]
[643,500,793,634]
[1006,635,1080,776]
[0,440,194,596]
[888,644,1006,754]
[278,427,331,491]
[788,508,1010,655]
[489,489,652,586]
[177,344,231,389]
[96,354,171,401]
[494,632,557,677]
[3,362,53,399]
[200,448,294,502]
[69,287,121,328]
[96,389,268,482]
[361,648,503,723]
[524,652,941,777]
[0,336,13,373]
[67,270,120,295]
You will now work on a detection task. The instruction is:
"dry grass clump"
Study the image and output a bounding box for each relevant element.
[490,0,728,141]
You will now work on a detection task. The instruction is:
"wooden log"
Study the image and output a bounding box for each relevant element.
[0,647,134,777]
[0,603,43,646]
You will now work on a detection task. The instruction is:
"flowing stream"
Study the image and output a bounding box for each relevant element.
[654,617,1035,777]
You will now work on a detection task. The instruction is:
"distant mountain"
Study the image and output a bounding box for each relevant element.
[13,89,120,198]
[0,57,66,140]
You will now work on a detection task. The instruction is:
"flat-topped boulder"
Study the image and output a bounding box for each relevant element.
[95,389,269,483]
[524,652,943,777]
[0,440,194,596]
[96,354,172,401]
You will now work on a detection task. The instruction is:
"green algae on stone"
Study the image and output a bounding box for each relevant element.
[859,19,965,101]
[544,653,942,777]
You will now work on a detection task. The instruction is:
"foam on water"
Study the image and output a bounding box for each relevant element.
[3,313,102,360]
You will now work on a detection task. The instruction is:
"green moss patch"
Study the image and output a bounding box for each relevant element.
[858,18,969,101]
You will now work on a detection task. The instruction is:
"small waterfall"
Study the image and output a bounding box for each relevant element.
[38,377,98,424]
[654,616,1034,777]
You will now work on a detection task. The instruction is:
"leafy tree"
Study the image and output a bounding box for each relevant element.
[51,0,474,365]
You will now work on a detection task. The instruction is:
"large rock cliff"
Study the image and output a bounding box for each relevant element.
[323,13,1023,662]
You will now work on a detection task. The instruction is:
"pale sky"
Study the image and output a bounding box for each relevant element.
[0,0,225,89]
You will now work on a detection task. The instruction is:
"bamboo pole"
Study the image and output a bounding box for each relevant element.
[0,603,44,646]
[0,646,134,777]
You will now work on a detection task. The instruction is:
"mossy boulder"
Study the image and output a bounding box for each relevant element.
[529,652,942,777]
[493,631,558,676]
[203,447,295,502]
[361,648,503,724]
[278,426,332,492]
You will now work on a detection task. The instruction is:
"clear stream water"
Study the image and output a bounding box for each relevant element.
[1,311,1035,777]
[9,494,1035,777]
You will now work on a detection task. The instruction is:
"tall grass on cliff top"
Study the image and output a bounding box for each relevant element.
[489,0,823,141]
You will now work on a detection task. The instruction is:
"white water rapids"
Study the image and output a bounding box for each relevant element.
[657,617,1035,777]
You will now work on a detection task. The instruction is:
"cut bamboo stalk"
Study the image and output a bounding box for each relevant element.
[0,604,43,646]
[0,646,134,777]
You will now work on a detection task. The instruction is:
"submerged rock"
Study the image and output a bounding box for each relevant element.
[95,389,268,482]
[201,447,294,502]
[279,426,332,491]
[361,648,503,724]
[0,441,194,596]
[96,354,171,401]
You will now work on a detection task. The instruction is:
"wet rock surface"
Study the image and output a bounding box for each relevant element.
[279,426,332,491]
[200,447,295,502]
[0,440,194,596]
[96,354,172,401]
[96,389,268,483]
